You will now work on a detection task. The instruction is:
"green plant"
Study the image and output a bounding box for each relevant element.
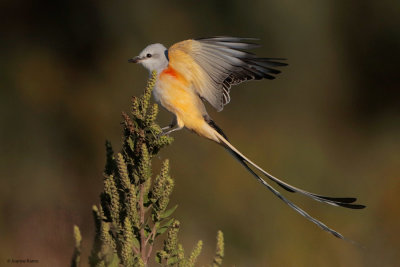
[72,71,224,266]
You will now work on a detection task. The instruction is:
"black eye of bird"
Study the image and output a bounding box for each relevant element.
[146,53,152,58]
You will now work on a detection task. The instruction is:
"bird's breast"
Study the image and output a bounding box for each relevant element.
[155,66,190,106]
[155,65,214,138]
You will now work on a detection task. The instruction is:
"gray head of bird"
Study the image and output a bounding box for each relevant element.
[129,43,169,73]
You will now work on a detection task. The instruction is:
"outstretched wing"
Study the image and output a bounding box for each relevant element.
[168,36,287,111]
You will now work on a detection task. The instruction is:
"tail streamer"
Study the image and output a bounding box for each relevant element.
[214,131,365,240]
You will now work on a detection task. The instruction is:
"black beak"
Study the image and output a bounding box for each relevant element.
[128,56,141,63]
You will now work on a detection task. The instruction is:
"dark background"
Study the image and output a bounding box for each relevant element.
[1,1,399,266]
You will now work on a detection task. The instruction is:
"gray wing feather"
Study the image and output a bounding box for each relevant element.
[193,37,287,111]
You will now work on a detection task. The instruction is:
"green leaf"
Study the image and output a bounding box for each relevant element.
[156,218,174,236]
[132,236,140,249]
[161,218,175,229]
[127,137,135,152]
[143,194,151,206]
[144,224,152,238]
[155,251,168,264]
[161,205,178,219]
[167,256,179,265]
[155,253,162,264]
[106,253,120,267]
[156,226,169,236]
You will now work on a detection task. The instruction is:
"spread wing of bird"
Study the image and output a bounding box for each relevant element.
[167,36,287,111]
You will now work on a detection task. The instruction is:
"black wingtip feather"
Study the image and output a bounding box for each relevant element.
[196,36,260,42]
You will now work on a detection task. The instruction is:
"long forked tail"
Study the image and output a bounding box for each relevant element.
[212,130,365,240]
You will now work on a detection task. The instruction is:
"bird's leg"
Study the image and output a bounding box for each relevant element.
[161,125,172,131]
[161,115,178,132]
[160,115,183,135]
[160,115,179,135]
[162,125,183,136]
[161,116,177,131]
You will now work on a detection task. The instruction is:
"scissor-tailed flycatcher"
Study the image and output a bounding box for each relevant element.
[129,37,365,240]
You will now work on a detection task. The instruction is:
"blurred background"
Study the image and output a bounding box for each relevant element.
[1,0,399,266]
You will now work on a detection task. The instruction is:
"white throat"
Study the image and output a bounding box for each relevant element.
[138,43,169,74]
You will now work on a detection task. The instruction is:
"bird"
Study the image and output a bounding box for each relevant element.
[128,36,365,240]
